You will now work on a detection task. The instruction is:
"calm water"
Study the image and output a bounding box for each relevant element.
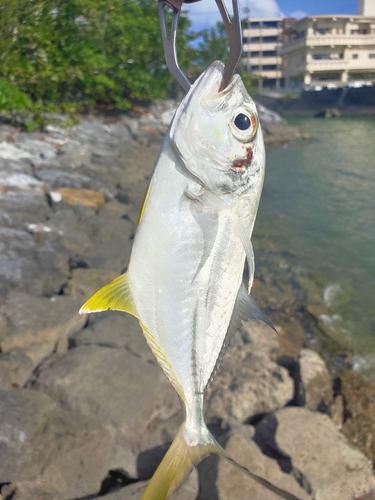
[254,116,375,367]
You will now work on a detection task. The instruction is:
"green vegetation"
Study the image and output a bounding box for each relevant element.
[0,3,257,123]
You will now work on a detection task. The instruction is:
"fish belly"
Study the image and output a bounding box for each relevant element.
[128,146,245,405]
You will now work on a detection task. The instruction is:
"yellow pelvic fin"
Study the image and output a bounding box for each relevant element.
[141,425,303,500]
[79,273,137,317]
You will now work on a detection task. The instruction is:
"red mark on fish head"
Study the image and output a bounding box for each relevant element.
[231,147,253,172]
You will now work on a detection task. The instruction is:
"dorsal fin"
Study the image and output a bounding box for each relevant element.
[79,272,137,317]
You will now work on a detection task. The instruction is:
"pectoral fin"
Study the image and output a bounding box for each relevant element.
[237,283,277,332]
[194,189,255,290]
[79,273,137,317]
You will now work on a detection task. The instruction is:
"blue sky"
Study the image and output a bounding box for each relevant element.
[184,0,358,31]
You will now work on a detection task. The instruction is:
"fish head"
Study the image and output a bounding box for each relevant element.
[169,61,265,196]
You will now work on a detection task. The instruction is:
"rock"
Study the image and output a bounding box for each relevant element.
[64,267,119,299]
[36,168,105,191]
[256,101,285,124]
[205,341,294,425]
[340,370,375,463]
[0,293,86,368]
[54,187,107,207]
[254,407,375,499]
[56,139,91,168]
[30,344,181,476]
[0,228,70,296]
[83,202,133,271]
[0,172,46,194]
[0,348,33,389]
[15,139,57,165]
[0,142,32,161]
[0,156,33,175]
[0,388,115,500]
[262,123,304,145]
[0,191,49,229]
[71,310,146,354]
[41,202,133,272]
[102,468,198,500]
[199,425,309,499]
[330,394,344,429]
[314,108,341,118]
[297,348,333,411]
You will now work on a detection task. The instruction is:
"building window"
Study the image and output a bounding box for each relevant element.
[250,21,261,28]
[263,50,277,57]
[263,36,278,43]
[250,65,259,71]
[262,21,279,28]
[352,54,358,59]
[263,65,278,70]
[250,51,260,57]
[369,53,375,58]
[313,54,332,60]
[250,37,261,43]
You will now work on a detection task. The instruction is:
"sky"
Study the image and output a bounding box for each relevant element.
[183,0,359,31]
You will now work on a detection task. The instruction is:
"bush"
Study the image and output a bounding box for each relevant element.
[0,80,32,112]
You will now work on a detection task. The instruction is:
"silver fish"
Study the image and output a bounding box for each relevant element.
[80,62,300,500]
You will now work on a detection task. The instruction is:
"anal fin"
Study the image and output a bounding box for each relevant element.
[79,272,137,317]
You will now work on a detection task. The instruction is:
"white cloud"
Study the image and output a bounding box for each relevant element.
[290,10,308,19]
[183,0,283,31]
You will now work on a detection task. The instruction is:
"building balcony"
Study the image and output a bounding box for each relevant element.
[285,57,375,76]
[282,34,375,53]
[243,42,281,52]
[251,69,282,78]
[243,56,281,65]
[243,27,280,37]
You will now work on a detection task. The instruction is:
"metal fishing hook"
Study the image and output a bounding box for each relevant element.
[158,0,243,93]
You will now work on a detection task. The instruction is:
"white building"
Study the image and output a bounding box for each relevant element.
[242,17,285,88]
[281,14,375,88]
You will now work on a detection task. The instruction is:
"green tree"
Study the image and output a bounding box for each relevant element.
[0,0,194,108]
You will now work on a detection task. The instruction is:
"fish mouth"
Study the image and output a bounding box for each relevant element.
[231,147,253,172]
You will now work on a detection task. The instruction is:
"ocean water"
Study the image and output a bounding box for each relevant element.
[254,116,375,369]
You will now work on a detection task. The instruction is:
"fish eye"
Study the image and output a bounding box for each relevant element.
[231,109,257,141]
[234,113,251,130]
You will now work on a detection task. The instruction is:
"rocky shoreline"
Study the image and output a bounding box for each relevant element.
[0,101,374,500]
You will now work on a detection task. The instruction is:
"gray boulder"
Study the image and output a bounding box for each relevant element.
[0,348,33,389]
[0,293,86,368]
[205,341,294,424]
[0,228,70,296]
[101,468,198,500]
[254,407,375,500]
[297,348,333,411]
[0,388,115,500]
[30,344,181,477]
[199,425,309,499]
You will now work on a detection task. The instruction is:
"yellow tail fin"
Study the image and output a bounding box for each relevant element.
[140,426,215,500]
[141,425,303,500]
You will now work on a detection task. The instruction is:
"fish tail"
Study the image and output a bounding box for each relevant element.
[141,424,302,500]
[140,424,215,500]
